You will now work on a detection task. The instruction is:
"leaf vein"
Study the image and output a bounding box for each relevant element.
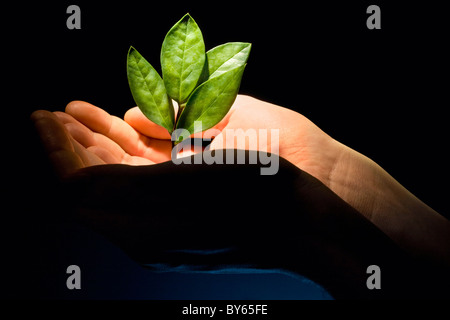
[132,53,171,130]
[185,71,239,132]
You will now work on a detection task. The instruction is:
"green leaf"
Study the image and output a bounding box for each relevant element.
[206,42,251,79]
[174,64,246,142]
[127,46,175,133]
[161,13,206,105]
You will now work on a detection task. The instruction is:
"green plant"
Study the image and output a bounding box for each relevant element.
[127,13,251,144]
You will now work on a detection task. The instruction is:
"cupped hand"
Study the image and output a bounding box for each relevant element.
[29,109,419,299]
[30,97,450,299]
[125,95,341,187]
[31,96,450,266]
[32,95,343,189]
[31,104,172,178]
[125,96,450,268]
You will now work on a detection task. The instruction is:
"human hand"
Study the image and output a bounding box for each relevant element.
[32,94,450,266]
[30,109,425,298]
[125,95,450,267]
[33,95,344,199]
[125,95,340,186]
[30,105,173,179]
[31,95,449,298]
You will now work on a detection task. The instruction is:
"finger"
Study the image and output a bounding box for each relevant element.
[85,145,154,165]
[57,111,164,165]
[124,107,172,140]
[121,154,155,165]
[70,138,106,166]
[31,110,84,177]
[66,122,126,163]
[53,111,77,125]
[86,145,121,164]
[55,111,129,163]
[65,101,146,151]
[56,111,157,165]
[66,101,171,163]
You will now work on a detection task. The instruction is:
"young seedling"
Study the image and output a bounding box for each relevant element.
[127,13,251,145]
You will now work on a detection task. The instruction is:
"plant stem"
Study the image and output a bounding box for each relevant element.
[176,102,186,122]
[172,102,186,149]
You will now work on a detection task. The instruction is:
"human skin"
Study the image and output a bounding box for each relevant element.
[31,94,450,269]
[125,95,450,267]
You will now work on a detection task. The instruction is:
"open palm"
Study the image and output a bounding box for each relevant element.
[31,94,450,297]
[32,95,342,187]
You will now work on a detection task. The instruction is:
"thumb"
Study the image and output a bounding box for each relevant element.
[124,107,172,140]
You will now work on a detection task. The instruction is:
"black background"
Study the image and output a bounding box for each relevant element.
[2,1,449,300]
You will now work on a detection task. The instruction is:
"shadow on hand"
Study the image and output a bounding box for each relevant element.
[58,150,449,299]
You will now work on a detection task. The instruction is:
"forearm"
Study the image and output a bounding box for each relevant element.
[330,142,450,266]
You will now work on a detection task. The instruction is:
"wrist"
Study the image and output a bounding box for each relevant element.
[329,143,450,266]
